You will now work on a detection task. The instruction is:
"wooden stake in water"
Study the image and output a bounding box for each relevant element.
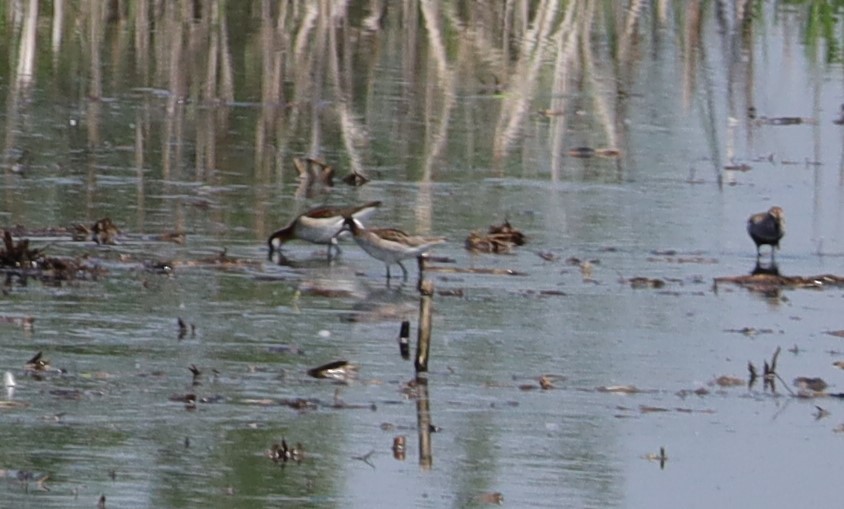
[415,276,433,373]
[415,377,432,469]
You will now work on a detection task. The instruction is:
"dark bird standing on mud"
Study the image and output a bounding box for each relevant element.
[747,206,785,259]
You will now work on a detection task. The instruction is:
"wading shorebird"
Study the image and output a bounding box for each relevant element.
[342,217,446,281]
[267,201,381,260]
[747,206,785,260]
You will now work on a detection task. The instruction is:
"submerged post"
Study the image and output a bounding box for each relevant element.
[415,377,432,469]
[398,320,410,360]
[416,255,426,291]
[415,277,433,374]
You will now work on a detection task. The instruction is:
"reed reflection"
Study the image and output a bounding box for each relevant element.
[0,1,797,237]
[0,3,828,177]
[415,378,433,470]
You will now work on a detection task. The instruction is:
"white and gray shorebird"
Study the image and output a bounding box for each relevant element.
[747,206,785,259]
[342,216,446,280]
[267,201,381,260]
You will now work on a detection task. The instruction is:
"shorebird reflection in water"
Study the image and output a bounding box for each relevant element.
[751,260,780,277]
[267,201,381,261]
[747,206,785,261]
[342,217,446,281]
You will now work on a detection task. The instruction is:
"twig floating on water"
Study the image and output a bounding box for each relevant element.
[596,385,642,394]
[351,450,376,469]
[465,220,526,254]
[307,360,358,382]
[642,447,668,469]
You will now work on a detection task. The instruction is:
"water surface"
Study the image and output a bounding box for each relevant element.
[2,2,844,508]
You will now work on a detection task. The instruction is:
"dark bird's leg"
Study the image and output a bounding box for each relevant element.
[385,264,392,279]
[326,240,342,261]
[397,261,408,281]
[269,247,287,265]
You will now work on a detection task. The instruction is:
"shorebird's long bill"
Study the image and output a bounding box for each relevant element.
[340,217,359,232]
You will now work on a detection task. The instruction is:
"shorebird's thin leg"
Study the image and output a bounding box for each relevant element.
[386,264,392,279]
[276,252,292,266]
[270,247,285,265]
[397,261,408,281]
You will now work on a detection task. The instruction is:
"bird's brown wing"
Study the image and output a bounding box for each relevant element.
[369,228,412,243]
[304,205,343,219]
[372,228,445,247]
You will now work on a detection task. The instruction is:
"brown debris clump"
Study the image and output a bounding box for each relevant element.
[566,146,621,158]
[627,277,665,289]
[294,157,334,185]
[711,375,744,387]
[91,218,120,245]
[24,351,50,372]
[465,220,526,254]
[173,250,262,269]
[266,439,304,464]
[1,231,100,285]
[72,217,121,244]
[473,492,505,505]
[794,377,827,393]
[1,231,42,268]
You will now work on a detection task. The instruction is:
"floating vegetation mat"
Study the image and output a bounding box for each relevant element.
[714,273,844,292]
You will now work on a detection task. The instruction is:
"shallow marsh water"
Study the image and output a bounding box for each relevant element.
[3,2,844,508]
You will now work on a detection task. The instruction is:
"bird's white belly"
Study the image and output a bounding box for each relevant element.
[295,217,344,244]
[356,237,422,264]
